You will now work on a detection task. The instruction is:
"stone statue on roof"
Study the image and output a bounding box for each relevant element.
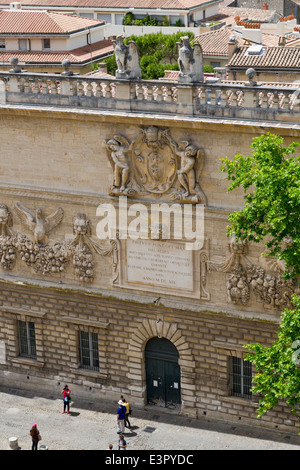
[177,36,204,83]
[112,35,141,80]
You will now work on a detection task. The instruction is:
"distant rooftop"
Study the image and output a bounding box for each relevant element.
[0,8,104,34]
[0,0,221,10]
[227,45,300,70]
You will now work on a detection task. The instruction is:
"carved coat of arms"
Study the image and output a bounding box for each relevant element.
[104,126,206,203]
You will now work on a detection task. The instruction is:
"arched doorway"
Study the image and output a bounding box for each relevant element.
[145,337,181,409]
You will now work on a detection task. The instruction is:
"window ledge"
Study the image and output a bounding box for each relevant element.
[70,365,108,379]
[221,395,259,407]
[11,357,45,368]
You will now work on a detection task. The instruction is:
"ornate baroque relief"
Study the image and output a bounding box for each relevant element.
[0,202,118,283]
[209,235,297,310]
[104,126,206,204]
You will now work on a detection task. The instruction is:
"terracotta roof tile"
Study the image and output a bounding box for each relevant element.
[227,46,300,70]
[0,38,113,63]
[0,0,220,10]
[193,27,281,58]
[219,6,279,21]
[0,9,104,34]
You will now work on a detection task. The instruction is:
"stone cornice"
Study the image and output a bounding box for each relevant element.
[1,104,300,136]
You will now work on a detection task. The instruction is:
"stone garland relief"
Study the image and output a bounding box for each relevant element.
[208,235,297,310]
[0,203,118,283]
[104,126,207,204]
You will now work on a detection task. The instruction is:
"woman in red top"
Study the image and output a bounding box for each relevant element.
[62,384,71,414]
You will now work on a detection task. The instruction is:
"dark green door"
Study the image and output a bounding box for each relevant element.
[145,337,181,408]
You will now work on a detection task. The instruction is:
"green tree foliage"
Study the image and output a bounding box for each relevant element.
[221,132,300,425]
[221,133,300,279]
[245,295,300,420]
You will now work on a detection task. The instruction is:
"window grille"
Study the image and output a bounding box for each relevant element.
[229,356,252,399]
[79,331,99,371]
[43,38,50,50]
[18,320,36,359]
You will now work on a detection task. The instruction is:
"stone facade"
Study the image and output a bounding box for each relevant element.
[0,69,299,433]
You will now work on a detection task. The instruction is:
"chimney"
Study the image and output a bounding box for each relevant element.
[278,36,286,46]
[10,2,21,9]
[228,34,238,61]
[262,2,268,10]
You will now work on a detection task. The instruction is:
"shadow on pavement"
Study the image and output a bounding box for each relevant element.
[1,385,300,447]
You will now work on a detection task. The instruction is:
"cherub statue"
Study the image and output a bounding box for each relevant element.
[104,135,131,192]
[172,140,206,202]
[112,35,141,79]
[177,36,203,83]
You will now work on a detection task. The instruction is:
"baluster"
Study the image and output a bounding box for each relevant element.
[136,84,144,100]
[77,79,84,96]
[237,90,244,107]
[147,85,154,101]
[267,92,274,109]
[155,85,163,102]
[86,80,93,97]
[23,78,31,93]
[260,91,269,108]
[105,83,113,98]
[288,92,295,111]
[164,86,173,102]
[50,79,58,94]
[33,78,40,94]
[95,81,103,97]
[41,79,49,94]
[197,87,205,105]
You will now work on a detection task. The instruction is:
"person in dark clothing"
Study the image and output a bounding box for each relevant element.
[29,424,40,450]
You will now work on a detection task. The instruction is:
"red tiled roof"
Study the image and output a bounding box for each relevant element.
[193,27,281,58]
[0,39,113,63]
[219,6,279,21]
[0,9,104,34]
[227,46,300,70]
[194,27,243,57]
[0,0,220,10]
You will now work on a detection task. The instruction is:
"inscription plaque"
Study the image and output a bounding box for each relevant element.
[122,239,199,298]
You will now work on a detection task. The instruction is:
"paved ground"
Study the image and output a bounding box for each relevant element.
[1,386,300,452]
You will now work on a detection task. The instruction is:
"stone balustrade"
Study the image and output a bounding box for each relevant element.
[0,69,300,122]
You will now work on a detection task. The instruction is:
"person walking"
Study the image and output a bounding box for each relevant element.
[121,396,131,428]
[117,399,126,434]
[118,434,127,450]
[29,423,40,450]
[62,384,71,414]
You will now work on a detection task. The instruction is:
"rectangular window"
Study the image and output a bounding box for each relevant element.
[0,39,5,49]
[19,39,28,51]
[229,357,252,399]
[43,38,51,50]
[79,331,99,371]
[18,320,36,359]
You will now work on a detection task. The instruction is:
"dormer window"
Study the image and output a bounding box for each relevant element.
[0,39,5,49]
[43,38,51,50]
